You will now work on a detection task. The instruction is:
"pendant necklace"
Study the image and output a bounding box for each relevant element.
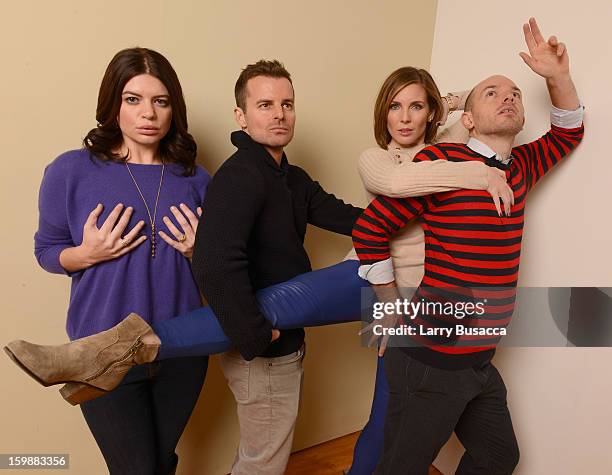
[125,159,165,258]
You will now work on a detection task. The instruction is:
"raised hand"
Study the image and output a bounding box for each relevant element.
[158,203,202,260]
[519,17,569,79]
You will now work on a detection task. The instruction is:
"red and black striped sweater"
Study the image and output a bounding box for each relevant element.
[352,124,584,369]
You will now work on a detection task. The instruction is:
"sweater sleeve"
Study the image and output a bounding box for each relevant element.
[357,147,488,199]
[34,157,74,275]
[435,117,470,144]
[191,164,273,361]
[511,124,584,192]
[301,169,363,236]
[352,195,425,271]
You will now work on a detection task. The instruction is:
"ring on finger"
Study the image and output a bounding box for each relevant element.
[121,237,130,247]
[178,234,186,243]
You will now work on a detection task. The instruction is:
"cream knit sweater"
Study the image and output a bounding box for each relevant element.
[346,120,489,288]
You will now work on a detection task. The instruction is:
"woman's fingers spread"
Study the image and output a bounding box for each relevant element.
[111,206,134,238]
[492,194,502,217]
[504,194,512,217]
[378,335,390,357]
[170,206,190,232]
[179,203,199,230]
[100,203,124,234]
[117,235,147,256]
[162,215,183,240]
[84,204,104,229]
[120,220,145,245]
[158,230,181,250]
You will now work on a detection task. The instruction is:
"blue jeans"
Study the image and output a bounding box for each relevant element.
[348,356,388,475]
[153,260,367,359]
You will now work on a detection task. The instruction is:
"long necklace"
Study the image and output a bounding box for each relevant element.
[125,160,165,258]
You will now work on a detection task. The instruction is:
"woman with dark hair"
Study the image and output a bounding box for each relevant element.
[22,47,210,474]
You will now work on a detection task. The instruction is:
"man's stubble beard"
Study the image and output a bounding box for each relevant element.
[478,117,523,139]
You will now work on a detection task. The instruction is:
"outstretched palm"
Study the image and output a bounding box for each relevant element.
[520,17,569,79]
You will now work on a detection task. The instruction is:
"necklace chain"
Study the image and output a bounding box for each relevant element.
[124,161,165,258]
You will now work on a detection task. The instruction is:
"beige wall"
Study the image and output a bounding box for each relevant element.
[430,1,612,473]
[0,1,438,473]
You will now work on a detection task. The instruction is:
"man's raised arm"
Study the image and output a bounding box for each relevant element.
[519,17,580,112]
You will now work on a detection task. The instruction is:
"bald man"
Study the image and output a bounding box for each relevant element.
[353,18,584,474]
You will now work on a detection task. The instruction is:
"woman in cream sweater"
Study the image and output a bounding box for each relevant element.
[347,67,513,475]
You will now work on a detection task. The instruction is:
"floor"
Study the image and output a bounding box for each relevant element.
[284,434,445,475]
[284,431,359,475]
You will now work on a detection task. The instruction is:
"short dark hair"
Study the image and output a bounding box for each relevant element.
[83,47,197,176]
[373,67,443,149]
[234,60,293,111]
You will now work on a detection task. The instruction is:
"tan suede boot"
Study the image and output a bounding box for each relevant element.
[4,313,159,404]
[57,382,108,405]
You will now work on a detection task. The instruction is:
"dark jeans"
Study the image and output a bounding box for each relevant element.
[375,348,519,475]
[80,356,208,475]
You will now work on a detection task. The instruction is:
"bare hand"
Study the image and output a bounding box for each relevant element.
[438,95,451,126]
[519,17,569,79]
[80,203,147,264]
[437,91,469,126]
[486,167,514,217]
[158,203,202,260]
[358,313,400,357]
[271,329,281,342]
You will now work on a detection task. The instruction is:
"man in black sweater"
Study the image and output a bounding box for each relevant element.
[191,60,362,475]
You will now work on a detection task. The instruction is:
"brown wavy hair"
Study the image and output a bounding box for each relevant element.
[373,67,443,149]
[83,47,197,176]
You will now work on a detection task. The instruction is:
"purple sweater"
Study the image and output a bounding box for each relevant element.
[34,149,211,340]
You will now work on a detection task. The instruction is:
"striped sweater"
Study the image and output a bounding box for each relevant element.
[352,124,584,369]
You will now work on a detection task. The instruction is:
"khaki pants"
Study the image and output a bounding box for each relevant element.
[220,345,305,475]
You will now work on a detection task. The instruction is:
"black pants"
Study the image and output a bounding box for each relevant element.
[80,356,208,475]
[375,348,519,475]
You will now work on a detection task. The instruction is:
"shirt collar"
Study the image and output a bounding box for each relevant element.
[466,137,513,166]
[231,130,289,174]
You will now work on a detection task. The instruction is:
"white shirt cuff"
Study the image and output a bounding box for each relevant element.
[551,102,584,129]
[358,257,395,284]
